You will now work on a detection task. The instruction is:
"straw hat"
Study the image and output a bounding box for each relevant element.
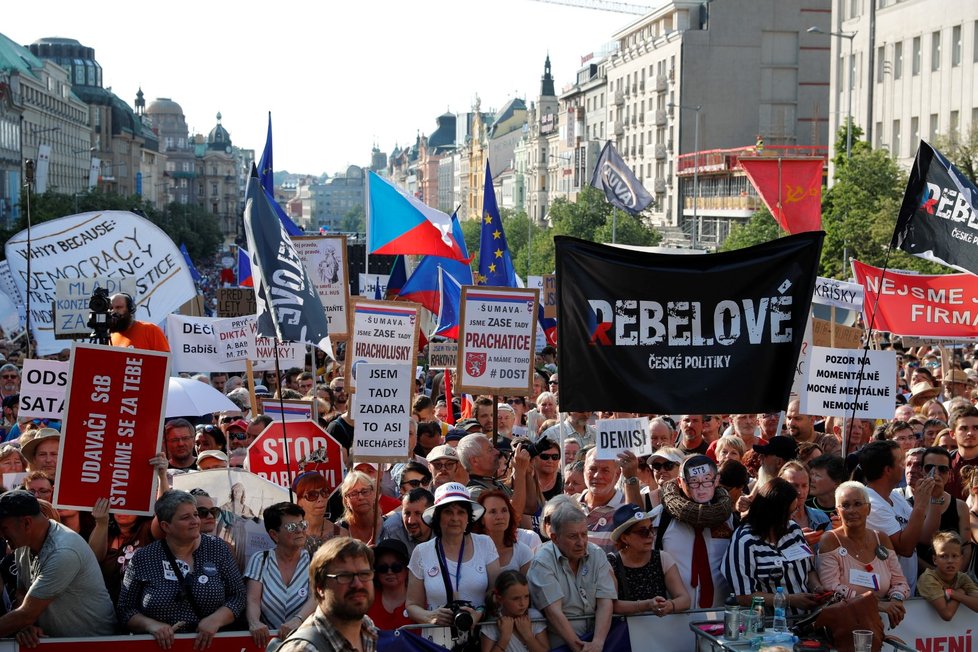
[20,428,61,461]
[908,381,940,407]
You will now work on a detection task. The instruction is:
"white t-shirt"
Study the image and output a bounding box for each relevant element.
[517,528,543,553]
[480,608,547,652]
[865,486,917,595]
[500,541,534,573]
[408,533,499,609]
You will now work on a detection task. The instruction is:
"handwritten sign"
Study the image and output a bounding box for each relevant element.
[53,277,136,336]
[353,363,412,462]
[596,417,651,461]
[212,316,257,361]
[429,342,457,369]
[458,286,538,395]
[293,235,350,339]
[543,274,557,319]
[346,299,419,391]
[799,346,896,419]
[217,288,256,318]
[19,359,68,420]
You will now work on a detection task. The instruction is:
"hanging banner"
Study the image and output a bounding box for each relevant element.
[346,299,420,392]
[556,232,823,413]
[18,359,68,420]
[596,417,651,461]
[293,235,350,339]
[211,316,258,362]
[4,211,197,356]
[53,277,137,336]
[216,288,256,318]
[165,315,304,373]
[359,274,390,298]
[812,276,864,312]
[0,260,26,331]
[457,286,539,396]
[352,363,412,462]
[739,157,823,234]
[55,343,169,515]
[799,347,896,419]
[429,341,458,369]
[852,260,978,339]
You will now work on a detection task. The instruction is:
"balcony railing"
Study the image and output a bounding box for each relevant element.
[676,145,829,175]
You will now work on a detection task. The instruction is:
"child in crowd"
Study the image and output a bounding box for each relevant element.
[916,531,978,621]
[480,571,549,652]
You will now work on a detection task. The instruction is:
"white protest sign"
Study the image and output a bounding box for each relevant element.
[457,286,538,395]
[812,276,864,311]
[346,299,419,391]
[212,316,258,361]
[799,346,896,419]
[4,211,197,355]
[293,235,350,339]
[53,277,137,335]
[165,315,304,373]
[18,359,68,420]
[429,342,457,369]
[359,273,390,298]
[353,363,412,462]
[0,260,26,331]
[789,312,815,402]
[596,417,651,461]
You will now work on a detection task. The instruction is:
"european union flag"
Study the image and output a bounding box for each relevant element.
[179,243,201,283]
[477,160,517,288]
[257,112,304,237]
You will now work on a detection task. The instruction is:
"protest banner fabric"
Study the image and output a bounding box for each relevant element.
[293,235,350,339]
[596,417,651,461]
[4,211,197,355]
[165,315,305,373]
[457,286,539,395]
[811,276,864,311]
[852,260,978,339]
[53,277,137,336]
[739,157,823,233]
[556,232,823,413]
[353,363,412,462]
[799,347,896,419]
[212,316,257,361]
[18,359,68,420]
[590,140,655,214]
[359,273,390,298]
[429,341,458,369]
[55,343,169,515]
[216,288,256,317]
[346,299,420,391]
[246,420,343,491]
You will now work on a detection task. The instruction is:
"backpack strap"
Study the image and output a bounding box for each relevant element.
[286,622,332,650]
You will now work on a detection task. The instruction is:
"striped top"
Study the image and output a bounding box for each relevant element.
[245,548,311,628]
[722,521,816,601]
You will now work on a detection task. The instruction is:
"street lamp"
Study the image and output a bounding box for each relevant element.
[669,102,701,249]
[808,26,857,162]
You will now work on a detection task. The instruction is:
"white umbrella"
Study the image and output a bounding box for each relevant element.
[166,376,238,417]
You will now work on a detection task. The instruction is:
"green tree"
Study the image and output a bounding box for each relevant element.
[338,205,365,233]
[460,216,481,259]
[933,125,978,185]
[719,207,782,252]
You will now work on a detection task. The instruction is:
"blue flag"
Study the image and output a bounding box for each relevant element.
[257,112,304,237]
[179,243,202,283]
[236,246,253,287]
[478,160,517,287]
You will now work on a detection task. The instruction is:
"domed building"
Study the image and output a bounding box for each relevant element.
[145,97,195,206]
[192,112,243,241]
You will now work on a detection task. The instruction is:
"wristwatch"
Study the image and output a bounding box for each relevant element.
[624,476,640,486]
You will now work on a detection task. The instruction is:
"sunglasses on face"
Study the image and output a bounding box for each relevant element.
[281,520,309,533]
[400,479,425,489]
[650,461,678,471]
[197,507,221,518]
[229,431,248,441]
[923,463,950,474]
[0,375,17,380]
[506,399,523,406]
[301,489,329,501]
[196,425,219,434]
[537,453,560,461]
[219,416,237,424]
[548,381,558,386]
[376,562,405,574]
[627,526,654,538]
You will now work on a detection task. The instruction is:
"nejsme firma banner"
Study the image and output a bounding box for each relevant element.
[555,232,823,413]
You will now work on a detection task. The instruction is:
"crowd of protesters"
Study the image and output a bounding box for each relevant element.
[0,336,976,650]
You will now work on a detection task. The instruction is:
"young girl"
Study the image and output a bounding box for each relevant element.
[480,571,549,652]
[917,531,978,621]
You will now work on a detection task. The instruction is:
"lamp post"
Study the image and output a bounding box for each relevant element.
[808,26,857,162]
[669,102,701,249]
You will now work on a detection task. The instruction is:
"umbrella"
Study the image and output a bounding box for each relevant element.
[166,376,238,417]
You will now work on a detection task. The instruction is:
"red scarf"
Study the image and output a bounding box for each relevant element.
[690,526,714,608]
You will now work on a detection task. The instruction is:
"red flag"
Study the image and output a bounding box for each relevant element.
[739,158,824,234]
[443,369,455,425]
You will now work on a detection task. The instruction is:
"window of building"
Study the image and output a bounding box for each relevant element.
[930,113,939,139]
[875,121,884,148]
[952,25,962,66]
[951,110,960,136]
[931,31,941,71]
[975,22,978,62]
[911,116,919,145]
[892,119,901,157]
[877,46,886,82]
[913,37,921,75]
[894,42,903,79]
[849,54,857,90]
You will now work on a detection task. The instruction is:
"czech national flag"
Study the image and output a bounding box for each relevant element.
[237,246,254,288]
[386,256,407,300]
[368,172,469,261]
[538,303,558,345]
[433,267,463,340]
[400,212,472,314]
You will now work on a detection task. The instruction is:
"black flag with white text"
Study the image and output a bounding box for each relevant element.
[589,141,654,214]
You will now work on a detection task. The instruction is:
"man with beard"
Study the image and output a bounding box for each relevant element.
[541,411,596,449]
[278,537,378,652]
[0,364,20,401]
[785,400,839,457]
[108,293,169,352]
[378,488,433,556]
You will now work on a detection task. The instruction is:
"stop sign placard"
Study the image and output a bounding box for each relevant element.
[246,420,343,490]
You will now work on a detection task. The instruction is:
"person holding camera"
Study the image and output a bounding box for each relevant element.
[108,293,169,352]
[405,483,500,644]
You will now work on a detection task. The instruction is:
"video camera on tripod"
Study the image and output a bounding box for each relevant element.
[86,286,112,345]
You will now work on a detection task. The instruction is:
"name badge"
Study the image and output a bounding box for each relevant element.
[848,569,880,590]
[162,561,178,582]
[781,543,814,562]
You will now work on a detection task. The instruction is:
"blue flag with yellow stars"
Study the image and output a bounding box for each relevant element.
[477,160,517,287]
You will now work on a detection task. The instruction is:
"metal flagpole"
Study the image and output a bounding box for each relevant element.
[272,339,295,503]
[612,207,618,244]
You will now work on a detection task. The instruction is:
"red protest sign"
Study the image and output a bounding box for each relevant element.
[852,260,978,338]
[55,343,169,516]
[245,420,343,491]
[37,632,263,651]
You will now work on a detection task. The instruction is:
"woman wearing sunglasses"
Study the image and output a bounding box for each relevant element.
[367,539,414,631]
[293,471,347,554]
[245,502,315,648]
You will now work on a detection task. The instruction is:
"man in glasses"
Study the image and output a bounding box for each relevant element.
[163,419,198,470]
[577,447,626,553]
[547,373,559,399]
[0,364,19,401]
[278,537,378,652]
[426,445,465,489]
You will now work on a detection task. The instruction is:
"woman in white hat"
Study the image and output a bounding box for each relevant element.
[405,482,500,633]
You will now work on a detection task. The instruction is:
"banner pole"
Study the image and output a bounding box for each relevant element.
[371,466,382,545]
[612,207,618,244]
[272,339,295,503]
[830,305,836,348]
[245,358,258,418]
[492,396,499,447]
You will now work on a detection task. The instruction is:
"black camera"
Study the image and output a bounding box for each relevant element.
[86,286,112,345]
[447,600,474,632]
[524,436,556,458]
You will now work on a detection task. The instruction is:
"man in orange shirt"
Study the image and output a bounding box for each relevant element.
[108,293,169,352]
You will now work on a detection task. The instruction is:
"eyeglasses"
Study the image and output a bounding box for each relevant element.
[907,361,920,369]
[839,501,867,511]
[196,425,219,434]
[548,380,558,386]
[506,399,524,406]
[301,489,329,501]
[923,463,950,474]
[229,432,248,441]
[431,461,457,471]
[400,479,425,489]
[323,570,374,584]
[627,526,654,538]
[650,461,678,472]
[685,477,716,489]
[538,453,561,461]
[197,507,221,518]
[0,375,17,380]
[282,520,309,533]
[703,416,715,421]
[926,361,941,369]
[376,562,405,574]
[346,488,373,499]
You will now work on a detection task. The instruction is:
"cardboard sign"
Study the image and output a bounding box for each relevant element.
[19,359,68,420]
[543,274,558,319]
[596,417,651,460]
[216,287,256,318]
[353,363,412,462]
[259,399,314,422]
[799,346,896,419]
[812,276,864,311]
[293,235,350,339]
[346,299,420,392]
[165,315,304,373]
[55,343,169,515]
[212,316,257,361]
[246,420,343,490]
[359,273,390,298]
[458,286,539,395]
[429,341,458,369]
[811,317,864,349]
[53,277,137,336]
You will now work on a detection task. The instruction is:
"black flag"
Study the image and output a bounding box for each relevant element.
[892,140,978,274]
[243,168,332,353]
[555,232,823,413]
[589,140,654,214]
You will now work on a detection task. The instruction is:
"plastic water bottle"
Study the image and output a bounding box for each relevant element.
[772,586,788,632]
